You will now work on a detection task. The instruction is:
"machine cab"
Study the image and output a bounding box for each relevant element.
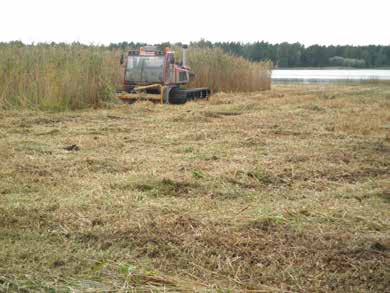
[122,46,190,91]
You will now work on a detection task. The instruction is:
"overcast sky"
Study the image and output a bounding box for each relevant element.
[1,0,389,46]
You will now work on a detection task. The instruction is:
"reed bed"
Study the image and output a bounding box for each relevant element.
[0,44,272,111]
[0,44,121,110]
[186,47,272,92]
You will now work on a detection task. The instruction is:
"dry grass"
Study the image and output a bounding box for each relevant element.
[0,83,389,292]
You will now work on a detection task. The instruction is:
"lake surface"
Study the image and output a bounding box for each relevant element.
[272,69,390,83]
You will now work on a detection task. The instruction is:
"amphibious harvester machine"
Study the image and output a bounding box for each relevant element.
[117,45,210,104]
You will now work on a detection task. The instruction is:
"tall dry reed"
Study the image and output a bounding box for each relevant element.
[0,44,121,110]
[185,47,272,92]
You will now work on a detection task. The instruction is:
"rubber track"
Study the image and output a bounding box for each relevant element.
[169,88,210,104]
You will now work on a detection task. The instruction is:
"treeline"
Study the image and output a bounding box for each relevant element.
[110,40,390,68]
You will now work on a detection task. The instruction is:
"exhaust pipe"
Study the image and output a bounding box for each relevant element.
[182,44,188,67]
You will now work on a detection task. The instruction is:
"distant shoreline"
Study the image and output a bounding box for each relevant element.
[272,68,390,83]
[274,67,390,70]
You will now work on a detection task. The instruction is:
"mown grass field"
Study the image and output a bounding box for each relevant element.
[0,84,389,292]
